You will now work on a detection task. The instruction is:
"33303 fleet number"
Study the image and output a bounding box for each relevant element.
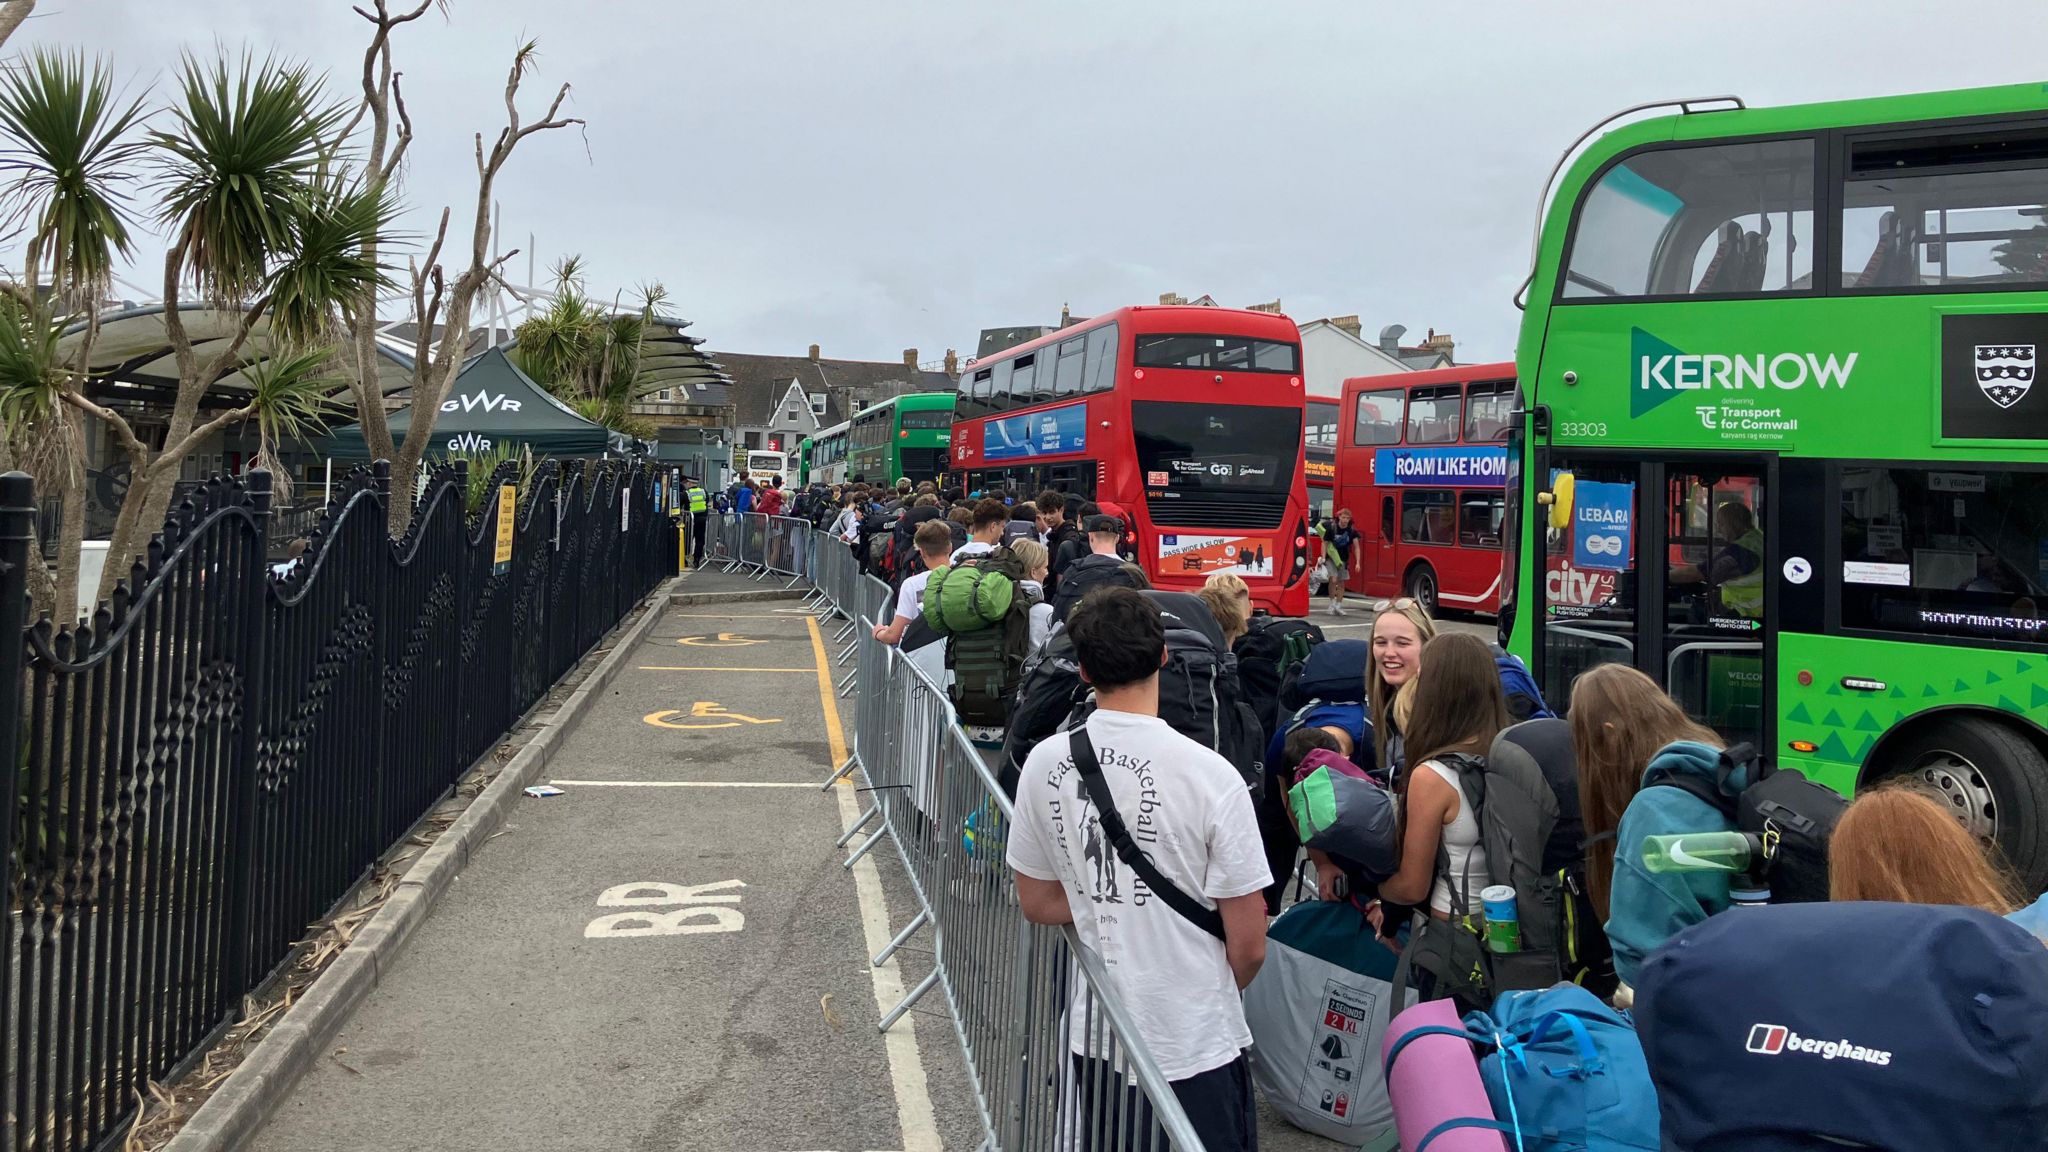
[1558,421,1608,438]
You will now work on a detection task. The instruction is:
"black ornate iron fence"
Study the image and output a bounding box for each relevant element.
[0,458,676,1152]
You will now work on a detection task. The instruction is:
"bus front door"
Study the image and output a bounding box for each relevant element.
[1659,460,1768,752]
[1535,454,1769,754]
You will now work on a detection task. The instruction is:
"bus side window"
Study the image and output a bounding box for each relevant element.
[1012,354,1038,407]
[990,359,1014,413]
[1084,323,1119,393]
[1055,337,1086,395]
[969,367,993,419]
[1379,495,1396,541]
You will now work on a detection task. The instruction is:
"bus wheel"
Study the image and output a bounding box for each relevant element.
[1405,564,1439,616]
[1875,715,2048,891]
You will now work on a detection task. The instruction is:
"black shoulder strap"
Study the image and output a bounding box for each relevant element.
[1643,742,1752,819]
[1070,726,1227,940]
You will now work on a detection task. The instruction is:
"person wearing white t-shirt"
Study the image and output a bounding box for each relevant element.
[872,519,957,651]
[1006,587,1269,1152]
[950,496,1007,564]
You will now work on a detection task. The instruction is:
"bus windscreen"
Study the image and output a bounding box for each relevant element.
[1133,402,1301,493]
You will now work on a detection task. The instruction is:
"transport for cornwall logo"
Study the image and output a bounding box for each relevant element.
[1629,328,1858,418]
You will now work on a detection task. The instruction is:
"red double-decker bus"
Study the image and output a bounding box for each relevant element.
[1333,362,1517,615]
[951,305,1313,615]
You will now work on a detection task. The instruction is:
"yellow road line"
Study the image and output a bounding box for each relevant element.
[805,614,851,771]
[637,666,817,673]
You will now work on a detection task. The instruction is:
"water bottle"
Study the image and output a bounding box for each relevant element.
[1642,831,1772,906]
[1641,832,1755,874]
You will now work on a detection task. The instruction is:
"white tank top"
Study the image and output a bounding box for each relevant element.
[1422,759,1488,917]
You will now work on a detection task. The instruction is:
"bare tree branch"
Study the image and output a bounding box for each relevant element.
[58,390,147,459]
[0,2,37,51]
[383,69,414,179]
[388,39,582,532]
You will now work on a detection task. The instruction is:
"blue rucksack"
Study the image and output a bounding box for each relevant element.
[1636,901,2048,1151]
[1491,644,1554,721]
[1387,984,1658,1152]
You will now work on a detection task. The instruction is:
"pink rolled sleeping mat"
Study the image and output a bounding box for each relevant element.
[1380,998,1509,1152]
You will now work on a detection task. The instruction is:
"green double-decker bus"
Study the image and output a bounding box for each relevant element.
[849,392,953,485]
[1503,82,2048,884]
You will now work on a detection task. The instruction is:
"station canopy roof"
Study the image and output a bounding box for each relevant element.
[58,304,414,412]
[58,305,731,414]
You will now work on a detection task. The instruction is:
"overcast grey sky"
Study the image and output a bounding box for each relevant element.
[19,1,2048,365]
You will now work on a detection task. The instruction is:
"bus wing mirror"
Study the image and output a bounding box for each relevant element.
[1541,471,1576,531]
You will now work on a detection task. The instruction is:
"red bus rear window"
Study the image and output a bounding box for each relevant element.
[1134,333,1299,374]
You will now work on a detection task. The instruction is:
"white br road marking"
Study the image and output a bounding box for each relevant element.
[583,879,746,938]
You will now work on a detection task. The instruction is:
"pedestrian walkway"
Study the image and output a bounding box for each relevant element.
[249,572,982,1152]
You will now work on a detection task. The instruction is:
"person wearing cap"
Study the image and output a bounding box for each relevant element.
[1049,511,1145,625]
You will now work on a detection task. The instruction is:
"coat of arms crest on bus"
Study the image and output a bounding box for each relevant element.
[1976,344,2035,409]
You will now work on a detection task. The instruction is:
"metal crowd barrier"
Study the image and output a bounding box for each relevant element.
[813,528,1206,1152]
[753,513,810,588]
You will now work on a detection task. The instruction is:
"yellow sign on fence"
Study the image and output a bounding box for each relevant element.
[494,484,517,574]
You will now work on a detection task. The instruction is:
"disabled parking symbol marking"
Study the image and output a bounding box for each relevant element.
[677,632,765,648]
[643,701,783,729]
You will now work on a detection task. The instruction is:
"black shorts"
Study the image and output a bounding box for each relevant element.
[1071,1051,1258,1152]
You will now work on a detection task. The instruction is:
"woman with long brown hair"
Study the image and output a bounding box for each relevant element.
[1566,662,1727,988]
[1366,598,1437,782]
[1831,787,2021,912]
[1377,633,1510,918]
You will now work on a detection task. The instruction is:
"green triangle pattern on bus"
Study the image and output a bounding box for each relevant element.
[1630,327,1687,418]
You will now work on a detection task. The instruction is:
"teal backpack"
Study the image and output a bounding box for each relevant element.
[1387,984,1659,1152]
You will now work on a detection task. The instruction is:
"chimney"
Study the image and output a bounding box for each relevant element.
[1159,292,1187,306]
[1423,329,1456,362]
[943,349,959,377]
[903,347,919,371]
[1328,314,1362,338]
[808,343,821,362]
[1060,302,1072,327]
[1247,299,1283,315]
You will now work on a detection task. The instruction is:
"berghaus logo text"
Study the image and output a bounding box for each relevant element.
[1745,1023,1893,1067]
[1638,351,1858,392]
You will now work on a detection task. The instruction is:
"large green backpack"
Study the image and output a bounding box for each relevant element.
[921,547,1021,634]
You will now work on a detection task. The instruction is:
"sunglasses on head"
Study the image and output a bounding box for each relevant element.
[1370,597,1420,613]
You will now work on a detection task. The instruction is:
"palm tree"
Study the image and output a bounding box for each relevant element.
[91,51,391,602]
[512,256,663,441]
[0,49,395,614]
[0,47,148,618]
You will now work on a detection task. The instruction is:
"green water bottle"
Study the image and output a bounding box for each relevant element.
[1641,831,1756,875]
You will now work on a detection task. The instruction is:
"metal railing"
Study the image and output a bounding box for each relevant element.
[811,530,1208,1152]
[0,458,677,1152]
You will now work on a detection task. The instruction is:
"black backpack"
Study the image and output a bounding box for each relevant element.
[1000,591,1264,796]
[856,509,895,578]
[1233,616,1324,750]
[1277,638,1371,714]
[1001,627,1087,797]
[888,507,944,589]
[1644,742,1846,904]
[1049,553,1142,624]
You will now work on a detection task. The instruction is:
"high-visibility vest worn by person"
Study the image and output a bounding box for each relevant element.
[1719,528,1765,618]
[686,486,708,513]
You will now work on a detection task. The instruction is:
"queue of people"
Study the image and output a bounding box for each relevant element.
[831,476,2048,1150]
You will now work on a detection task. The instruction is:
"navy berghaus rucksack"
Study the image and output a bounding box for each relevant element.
[1634,901,2048,1151]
